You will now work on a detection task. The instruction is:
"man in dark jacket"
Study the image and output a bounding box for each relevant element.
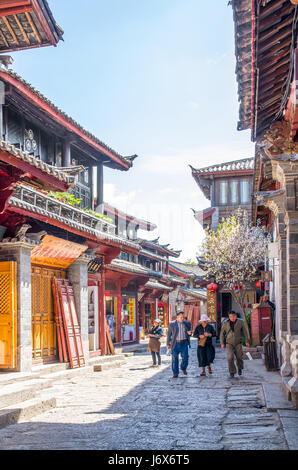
[220,310,250,378]
[167,311,192,378]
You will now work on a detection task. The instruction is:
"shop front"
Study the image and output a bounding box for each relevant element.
[105,281,121,344]
[158,294,170,328]
[30,235,87,364]
[121,288,137,343]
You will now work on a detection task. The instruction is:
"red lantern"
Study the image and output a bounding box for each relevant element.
[256,281,261,289]
[207,283,218,293]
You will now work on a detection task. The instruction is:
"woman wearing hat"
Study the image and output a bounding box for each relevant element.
[147,318,163,367]
[193,314,216,376]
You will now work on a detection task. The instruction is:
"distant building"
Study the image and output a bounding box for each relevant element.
[190,157,254,231]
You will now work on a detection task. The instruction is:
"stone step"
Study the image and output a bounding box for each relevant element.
[263,383,295,411]
[94,360,126,372]
[0,378,53,409]
[0,396,56,430]
[88,354,126,365]
[38,365,94,382]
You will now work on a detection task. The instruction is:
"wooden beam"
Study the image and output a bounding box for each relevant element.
[13,14,30,45]
[0,1,31,8]
[0,28,10,48]
[0,5,32,17]
[25,11,41,44]
[2,16,19,45]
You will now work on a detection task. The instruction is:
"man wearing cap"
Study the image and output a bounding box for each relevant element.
[220,310,250,378]
[167,311,192,378]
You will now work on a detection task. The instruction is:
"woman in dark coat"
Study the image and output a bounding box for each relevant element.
[147,319,163,367]
[193,314,215,376]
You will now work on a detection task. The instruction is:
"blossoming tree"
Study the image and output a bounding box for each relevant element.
[200,209,269,325]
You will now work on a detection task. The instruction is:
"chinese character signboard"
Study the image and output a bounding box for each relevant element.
[207,289,217,322]
[128,298,135,325]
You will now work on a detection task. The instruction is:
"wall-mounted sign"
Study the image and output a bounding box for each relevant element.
[31,235,88,269]
[207,289,217,322]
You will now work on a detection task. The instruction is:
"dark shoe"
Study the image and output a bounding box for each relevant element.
[181,370,187,375]
[208,366,212,374]
[238,369,242,376]
[173,374,178,378]
[200,372,206,376]
[230,373,235,378]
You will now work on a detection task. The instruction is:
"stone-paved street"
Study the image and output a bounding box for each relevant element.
[0,342,289,450]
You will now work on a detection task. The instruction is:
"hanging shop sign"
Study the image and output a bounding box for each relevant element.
[128,298,135,325]
[261,271,272,282]
[31,235,88,269]
[207,289,217,322]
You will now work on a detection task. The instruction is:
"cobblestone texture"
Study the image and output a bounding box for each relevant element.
[0,342,289,450]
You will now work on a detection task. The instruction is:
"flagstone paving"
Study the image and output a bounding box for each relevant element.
[0,341,290,450]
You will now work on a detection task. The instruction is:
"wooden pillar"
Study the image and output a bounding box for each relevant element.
[96,163,103,208]
[63,136,71,167]
[0,80,4,140]
[98,271,107,355]
[117,280,122,344]
[89,165,94,210]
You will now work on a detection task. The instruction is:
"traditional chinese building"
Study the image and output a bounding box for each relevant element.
[190,157,256,334]
[232,0,298,407]
[168,261,207,328]
[0,0,63,53]
[99,204,157,347]
[136,238,184,334]
[190,158,254,231]
[0,65,140,371]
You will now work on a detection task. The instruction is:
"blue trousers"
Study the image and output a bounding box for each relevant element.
[172,341,189,375]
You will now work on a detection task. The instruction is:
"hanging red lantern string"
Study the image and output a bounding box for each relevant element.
[207,283,218,294]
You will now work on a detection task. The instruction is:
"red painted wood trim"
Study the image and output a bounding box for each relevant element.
[0,72,130,169]
[168,265,188,278]
[0,149,68,191]
[7,205,139,255]
[0,1,30,7]
[31,0,56,45]
[0,5,33,16]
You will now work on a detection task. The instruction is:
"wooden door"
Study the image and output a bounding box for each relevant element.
[0,261,17,369]
[31,266,65,361]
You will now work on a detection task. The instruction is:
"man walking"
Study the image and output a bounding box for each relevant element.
[167,311,192,378]
[220,311,250,378]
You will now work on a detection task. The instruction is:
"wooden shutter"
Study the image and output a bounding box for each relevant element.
[0,261,17,369]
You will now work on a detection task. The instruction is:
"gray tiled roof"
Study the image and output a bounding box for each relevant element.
[107,259,150,276]
[145,279,173,291]
[0,68,134,169]
[169,261,205,277]
[180,287,207,300]
[190,157,254,175]
[0,140,84,185]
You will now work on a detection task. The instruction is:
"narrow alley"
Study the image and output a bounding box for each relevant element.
[0,342,292,450]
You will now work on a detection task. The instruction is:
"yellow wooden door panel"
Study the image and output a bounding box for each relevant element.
[32,266,65,360]
[0,261,17,369]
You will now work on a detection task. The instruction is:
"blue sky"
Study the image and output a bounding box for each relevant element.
[7,0,254,260]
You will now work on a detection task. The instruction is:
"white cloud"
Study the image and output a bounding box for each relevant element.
[104,183,137,212]
[140,140,254,176]
[104,140,255,260]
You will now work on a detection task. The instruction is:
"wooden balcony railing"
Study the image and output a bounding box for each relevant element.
[9,184,116,235]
